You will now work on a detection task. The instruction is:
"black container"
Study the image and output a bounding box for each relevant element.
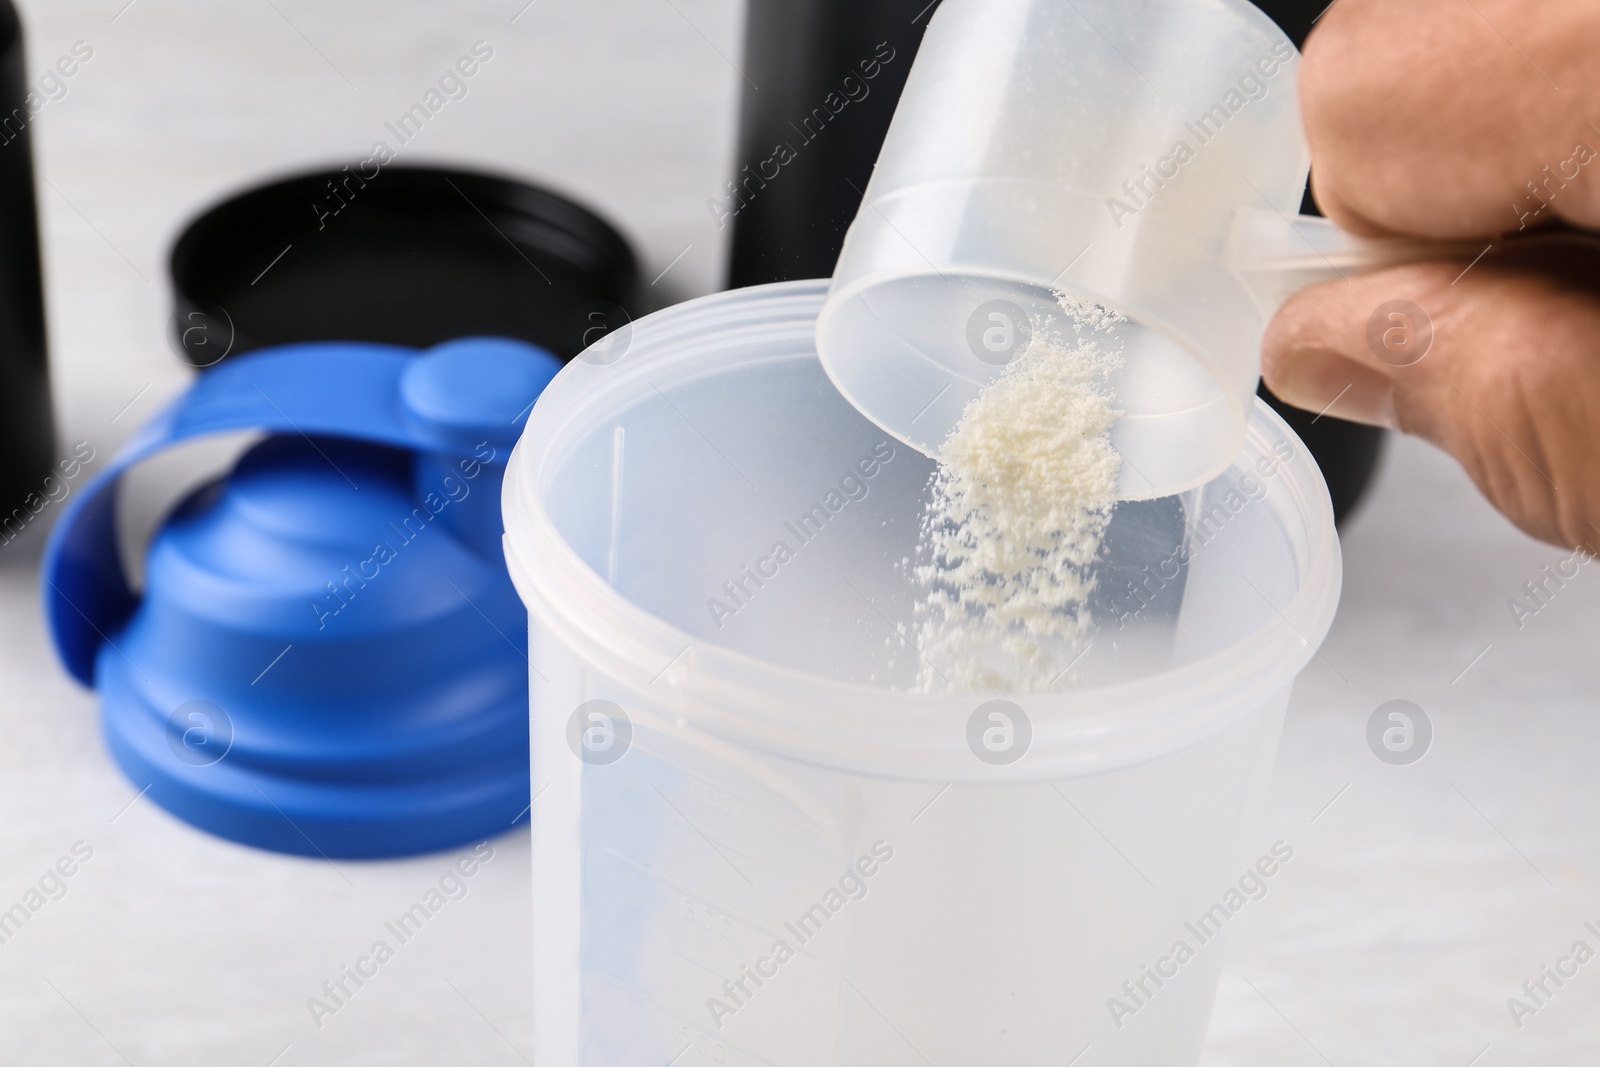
[170,165,638,367]
[726,0,934,285]
[0,0,56,516]
[727,0,1386,524]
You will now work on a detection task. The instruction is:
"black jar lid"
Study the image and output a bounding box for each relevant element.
[169,164,638,368]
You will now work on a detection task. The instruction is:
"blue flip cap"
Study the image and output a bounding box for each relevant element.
[42,338,562,858]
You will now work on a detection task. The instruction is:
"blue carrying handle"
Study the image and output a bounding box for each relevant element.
[43,339,552,686]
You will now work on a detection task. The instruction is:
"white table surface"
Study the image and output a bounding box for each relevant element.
[1,2,1595,1064]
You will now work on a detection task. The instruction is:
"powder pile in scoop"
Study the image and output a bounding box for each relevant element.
[912,294,1123,692]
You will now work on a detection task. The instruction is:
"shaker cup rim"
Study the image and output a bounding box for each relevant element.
[503,280,1342,782]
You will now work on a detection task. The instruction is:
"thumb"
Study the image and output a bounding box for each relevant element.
[1261,241,1600,550]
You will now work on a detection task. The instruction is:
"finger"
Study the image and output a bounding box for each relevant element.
[1263,245,1600,549]
[1303,0,1600,238]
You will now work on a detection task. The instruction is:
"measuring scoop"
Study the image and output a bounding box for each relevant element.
[815,0,1486,500]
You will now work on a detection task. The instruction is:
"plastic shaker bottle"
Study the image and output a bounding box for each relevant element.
[503,280,1342,1066]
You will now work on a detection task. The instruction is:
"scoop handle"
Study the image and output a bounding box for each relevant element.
[1225,207,1490,316]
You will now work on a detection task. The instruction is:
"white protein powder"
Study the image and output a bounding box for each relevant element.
[912,294,1124,692]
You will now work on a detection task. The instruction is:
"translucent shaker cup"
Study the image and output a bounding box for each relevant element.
[504,281,1341,1066]
[815,0,1461,500]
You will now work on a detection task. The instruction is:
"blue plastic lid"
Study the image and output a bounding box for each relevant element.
[43,338,563,858]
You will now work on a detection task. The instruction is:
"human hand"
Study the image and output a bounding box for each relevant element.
[1260,0,1600,550]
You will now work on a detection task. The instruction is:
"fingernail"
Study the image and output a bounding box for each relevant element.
[1268,346,1397,429]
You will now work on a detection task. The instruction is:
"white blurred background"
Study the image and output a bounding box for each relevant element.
[0,1,1595,1064]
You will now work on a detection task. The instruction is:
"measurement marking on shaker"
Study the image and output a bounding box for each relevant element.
[607,426,626,585]
[671,818,753,862]
[600,847,815,959]
[598,974,704,1032]
[669,762,824,837]
[252,644,293,685]
[667,1044,692,1067]
[1065,1043,1092,1067]
[651,782,757,888]
[264,1043,293,1067]
[674,951,734,984]
[624,740,831,842]
[1464,1044,1492,1067]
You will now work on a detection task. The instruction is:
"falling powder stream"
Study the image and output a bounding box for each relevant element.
[912,294,1124,692]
